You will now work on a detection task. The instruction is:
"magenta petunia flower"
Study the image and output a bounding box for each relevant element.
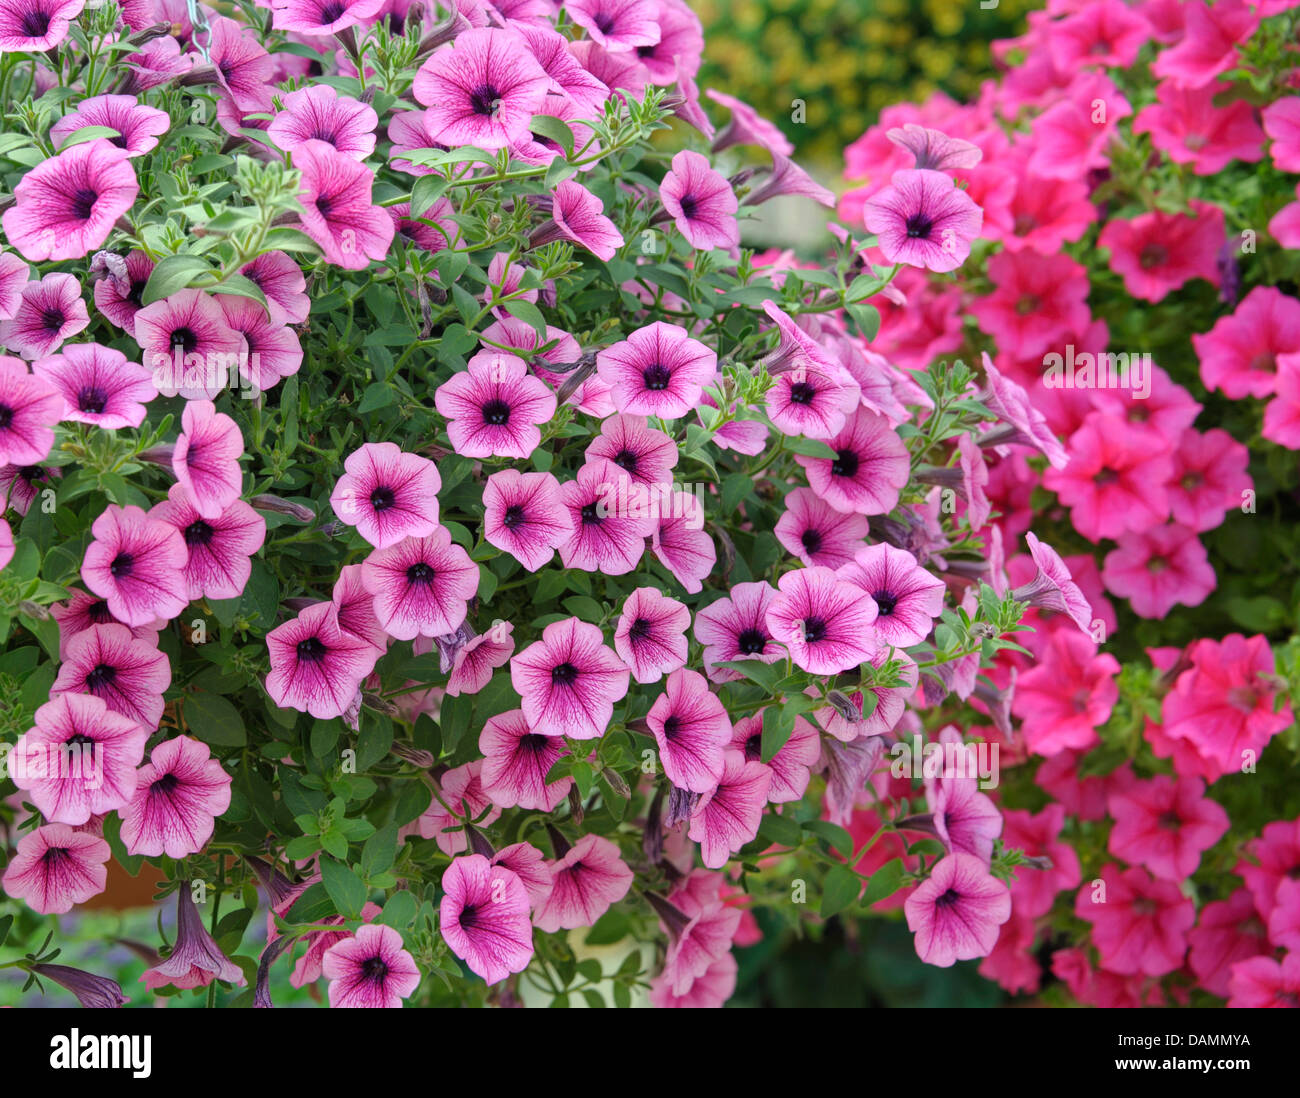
[652,489,716,594]
[1150,0,1258,90]
[134,289,247,400]
[270,0,384,34]
[120,735,232,858]
[50,623,171,728]
[321,924,420,1008]
[774,486,868,569]
[174,399,245,521]
[266,601,383,719]
[331,563,389,652]
[1193,285,1300,400]
[795,407,910,516]
[836,542,944,648]
[693,581,783,683]
[33,342,157,428]
[596,321,716,419]
[412,27,551,151]
[142,885,245,991]
[706,88,793,156]
[294,139,394,271]
[1107,774,1229,881]
[1,824,109,915]
[329,441,441,549]
[447,622,515,696]
[924,735,1003,864]
[534,833,633,932]
[510,616,630,739]
[492,841,554,911]
[1097,199,1225,303]
[980,353,1070,469]
[613,586,690,684]
[439,855,535,984]
[1133,79,1265,176]
[567,0,661,53]
[659,150,739,251]
[864,168,983,273]
[240,251,309,326]
[529,178,625,260]
[904,853,1012,967]
[0,460,55,517]
[766,565,879,674]
[688,750,772,868]
[479,708,573,811]
[558,458,657,574]
[0,355,60,465]
[0,273,90,359]
[417,760,501,854]
[1,139,137,262]
[92,249,152,336]
[647,667,731,793]
[1101,523,1215,619]
[204,15,273,113]
[0,0,83,51]
[731,710,819,804]
[585,413,677,486]
[360,526,479,641]
[8,693,149,826]
[81,504,189,627]
[1075,863,1195,976]
[150,484,266,602]
[48,588,158,658]
[482,468,573,572]
[514,23,610,114]
[268,84,378,161]
[1012,629,1120,756]
[0,249,29,319]
[51,95,170,158]
[434,351,557,459]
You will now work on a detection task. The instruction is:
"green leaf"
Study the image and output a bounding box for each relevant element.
[0,914,12,948]
[758,811,802,848]
[583,909,629,946]
[375,889,418,930]
[142,254,212,305]
[860,858,907,907]
[715,659,784,693]
[183,692,246,747]
[358,381,394,413]
[56,125,122,149]
[529,114,575,157]
[802,820,854,858]
[320,855,368,918]
[783,436,838,459]
[310,719,340,758]
[361,822,398,879]
[820,866,862,918]
[760,705,796,763]
[213,273,269,311]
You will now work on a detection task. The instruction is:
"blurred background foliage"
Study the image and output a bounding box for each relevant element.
[694,0,1034,168]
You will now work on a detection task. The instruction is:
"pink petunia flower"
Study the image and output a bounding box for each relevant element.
[1150,0,1258,89]
[835,542,944,648]
[1227,953,1300,1008]
[510,616,630,739]
[294,139,394,270]
[434,351,557,458]
[479,708,573,811]
[0,355,61,465]
[659,150,739,251]
[439,855,535,984]
[585,413,678,486]
[173,399,245,520]
[0,273,90,359]
[120,736,232,858]
[687,750,771,868]
[482,468,573,572]
[1099,199,1225,303]
[447,622,515,696]
[413,27,550,150]
[266,601,382,719]
[613,586,689,684]
[1107,774,1229,881]
[321,923,420,1007]
[904,852,1012,967]
[1,139,137,261]
[150,484,266,602]
[1263,95,1300,172]
[1188,889,1270,998]
[1001,805,1081,919]
[329,441,441,549]
[692,580,782,683]
[731,710,819,804]
[864,168,982,273]
[1046,0,1151,69]
[240,251,310,326]
[1101,523,1215,618]
[360,527,479,641]
[8,693,149,826]
[1263,351,1300,447]
[795,406,910,516]
[1,823,109,914]
[33,342,156,428]
[971,249,1091,360]
[596,321,715,419]
[1193,285,1300,399]
[647,667,731,793]
[1075,863,1195,975]
[268,84,378,161]
[652,489,716,594]
[567,0,661,53]
[50,622,170,728]
[1012,531,1095,634]
[216,294,303,393]
[558,458,657,575]
[81,504,189,626]
[774,486,868,569]
[51,95,170,158]
[417,760,500,854]
[0,0,84,52]
[528,178,625,260]
[765,565,879,674]
[1011,628,1120,756]
[534,833,634,931]
[1133,79,1264,174]
[707,88,792,156]
[134,289,246,400]
[269,0,384,34]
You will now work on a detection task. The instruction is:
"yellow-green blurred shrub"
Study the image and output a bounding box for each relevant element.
[694,0,1034,165]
